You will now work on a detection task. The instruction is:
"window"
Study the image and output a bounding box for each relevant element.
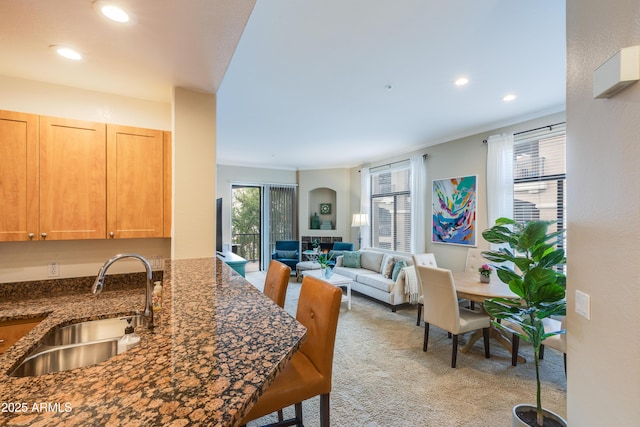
[370,165,411,252]
[513,123,566,259]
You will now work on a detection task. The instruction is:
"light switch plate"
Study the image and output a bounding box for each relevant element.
[575,290,591,320]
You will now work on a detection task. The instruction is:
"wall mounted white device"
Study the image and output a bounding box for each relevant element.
[593,45,640,99]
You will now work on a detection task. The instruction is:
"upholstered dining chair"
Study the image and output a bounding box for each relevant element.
[507,316,567,374]
[417,265,491,368]
[263,260,291,308]
[463,247,488,311]
[240,275,343,427]
[412,253,438,326]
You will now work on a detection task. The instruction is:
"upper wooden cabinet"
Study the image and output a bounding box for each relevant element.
[0,110,171,242]
[39,116,107,240]
[107,125,165,239]
[0,111,38,241]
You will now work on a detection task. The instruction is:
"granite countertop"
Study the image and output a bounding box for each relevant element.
[0,258,307,426]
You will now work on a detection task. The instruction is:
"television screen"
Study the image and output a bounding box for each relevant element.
[216,198,223,254]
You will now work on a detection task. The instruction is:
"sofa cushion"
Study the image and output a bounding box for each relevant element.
[357,273,395,293]
[277,250,297,259]
[343,251,361,268]
[381,254,395,278]
[332,266,369,280]
[392,260,407,281]
[360,250,384,272]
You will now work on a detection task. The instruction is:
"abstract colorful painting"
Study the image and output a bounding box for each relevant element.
[432,175,477,246]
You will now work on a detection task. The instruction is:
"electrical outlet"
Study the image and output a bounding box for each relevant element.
[150,256,163,270]
[48,262,59,277]
[575,290,591,320]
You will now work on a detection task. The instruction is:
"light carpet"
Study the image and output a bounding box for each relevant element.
[245,272,567,427]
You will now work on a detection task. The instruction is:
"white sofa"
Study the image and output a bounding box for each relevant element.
[333,248,414,312]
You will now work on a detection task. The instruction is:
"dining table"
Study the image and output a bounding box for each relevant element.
[452,271,525,362]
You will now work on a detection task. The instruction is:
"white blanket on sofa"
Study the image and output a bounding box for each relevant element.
[402,265,420,304]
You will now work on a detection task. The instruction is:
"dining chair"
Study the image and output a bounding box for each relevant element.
[507,316,567,374]
[412,253,438,326]
[463,247,487,311]
[417,265,491,368]
[263,260,291,308]
[240,275,343,427]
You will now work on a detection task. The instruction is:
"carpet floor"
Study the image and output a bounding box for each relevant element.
[244,272,567,427]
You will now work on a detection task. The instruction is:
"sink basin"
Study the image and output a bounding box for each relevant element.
[9,315,144,377]
[40,315,144,346]
[10,339,118,377]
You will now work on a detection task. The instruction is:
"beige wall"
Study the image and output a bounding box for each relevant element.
[0,77,171,283]
[299,168,352,241]
[171,88,217,260]
[349,111,566,272]
[567,0,640,424]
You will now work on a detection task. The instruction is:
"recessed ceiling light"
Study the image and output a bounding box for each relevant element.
[51,45,82,60]
[93,1,136,24]
[455,77,469,86]
[503,94,517,102]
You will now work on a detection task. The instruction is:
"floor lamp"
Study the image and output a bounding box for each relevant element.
[351,213,369,250]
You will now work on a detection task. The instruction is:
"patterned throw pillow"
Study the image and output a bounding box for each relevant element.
[342,251,362,268]
[392,260,407,281]
[381,255,395,279]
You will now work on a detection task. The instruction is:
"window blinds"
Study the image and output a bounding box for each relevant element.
[370,166,412,252]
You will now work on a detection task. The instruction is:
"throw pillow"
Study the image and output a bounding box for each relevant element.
[392,260,407,281]
[342,251,361,268]
[277,250,297,259]
[329,250,343,260]
[381,255,395,279]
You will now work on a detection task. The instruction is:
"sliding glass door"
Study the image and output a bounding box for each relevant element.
[232,184,297,272]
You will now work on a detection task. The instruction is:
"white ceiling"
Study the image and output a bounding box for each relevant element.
[0,0,566,172]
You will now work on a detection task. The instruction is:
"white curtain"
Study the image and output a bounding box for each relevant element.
[360,167,371,248]
[486,133,514,249]
[410,155,426,253]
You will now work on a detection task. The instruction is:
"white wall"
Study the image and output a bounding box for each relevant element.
[0,76,171,283]
[566,1,640,424]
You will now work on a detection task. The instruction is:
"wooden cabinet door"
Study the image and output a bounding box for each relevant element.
[163,131,172,237]
[0,317,46,354]
[0,111,39,241]
[39,116,107,240]
[107,125,164,238]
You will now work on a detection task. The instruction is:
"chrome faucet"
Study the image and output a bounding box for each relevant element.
[92,253,155,328]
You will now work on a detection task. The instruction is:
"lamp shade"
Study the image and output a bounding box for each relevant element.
[351,213,369,227]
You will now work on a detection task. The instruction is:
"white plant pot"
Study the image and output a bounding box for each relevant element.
[512,404,567,427]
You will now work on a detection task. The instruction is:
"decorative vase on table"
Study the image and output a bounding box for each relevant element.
[323,267,333,279]
[478,263,493,283]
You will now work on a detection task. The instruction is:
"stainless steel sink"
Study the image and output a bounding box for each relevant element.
[40,315,144,346]
[9,315,144,377]
[10,339,119,377]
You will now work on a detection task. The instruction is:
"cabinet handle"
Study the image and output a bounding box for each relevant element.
[109,231,115,238]
[28,233,35,239]
[41,233,47,239]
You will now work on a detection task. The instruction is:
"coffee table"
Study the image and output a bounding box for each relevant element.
[301,269,352,310]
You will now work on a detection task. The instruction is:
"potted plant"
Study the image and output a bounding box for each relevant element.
[478,263,493,283]
[317,252,334,279]
[481,218,567,427]
[311,239,320,252]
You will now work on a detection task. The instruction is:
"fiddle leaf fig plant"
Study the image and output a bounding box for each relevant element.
[481,217,566,427]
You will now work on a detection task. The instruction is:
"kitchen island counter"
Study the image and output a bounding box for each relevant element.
[0,258,306,426]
